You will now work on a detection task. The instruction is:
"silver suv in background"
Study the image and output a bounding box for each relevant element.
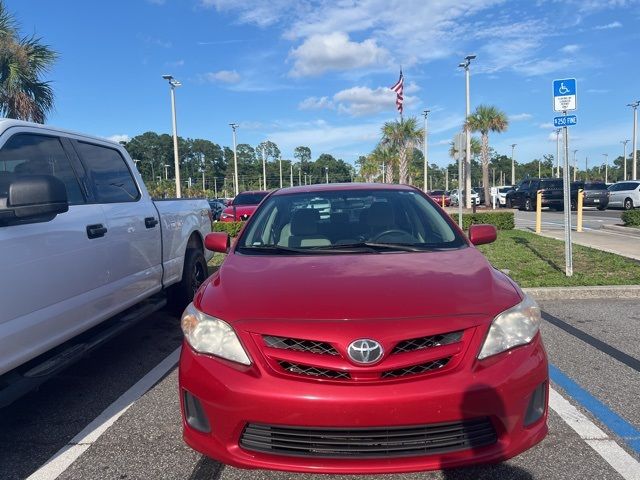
[607,180,640,210]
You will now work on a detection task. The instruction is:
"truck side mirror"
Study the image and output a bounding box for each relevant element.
[0,175,69,226]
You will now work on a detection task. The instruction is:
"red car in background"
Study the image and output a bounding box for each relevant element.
[428,189,451,207]
[180,183,548,474]
[219,190,268,222]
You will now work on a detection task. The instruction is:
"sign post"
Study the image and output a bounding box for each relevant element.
[553,78,576,277]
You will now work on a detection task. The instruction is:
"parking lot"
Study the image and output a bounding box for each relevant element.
[1,296,638,480]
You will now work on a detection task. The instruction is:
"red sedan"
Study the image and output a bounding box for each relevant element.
[179,183,548,474]
[219,190,268,222]
[428,189,451,207]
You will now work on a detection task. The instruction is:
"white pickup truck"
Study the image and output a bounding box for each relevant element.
[0,119,212,406]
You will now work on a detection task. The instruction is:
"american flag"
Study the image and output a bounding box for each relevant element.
[390,70,404,115]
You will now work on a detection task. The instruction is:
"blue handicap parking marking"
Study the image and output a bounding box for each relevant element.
[553,79,576,97]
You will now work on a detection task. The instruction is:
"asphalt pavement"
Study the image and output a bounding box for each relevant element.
[1,297,638,480]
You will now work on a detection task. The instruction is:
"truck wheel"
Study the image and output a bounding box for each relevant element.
[168,248,208,312]
[525,198,533,211]
[624,198,634,210]
[506,198,513,209]
[597,205,606,211]
[570,199,577,211]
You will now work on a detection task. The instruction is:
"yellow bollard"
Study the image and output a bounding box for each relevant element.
[577,189,584,232]
[535,190,542,233]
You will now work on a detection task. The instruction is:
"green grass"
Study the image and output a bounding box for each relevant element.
[207,252,226,275]
[477,230,640,287]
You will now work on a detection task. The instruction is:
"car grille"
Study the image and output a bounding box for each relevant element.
[240,418,497,458]
[261,329,465,383]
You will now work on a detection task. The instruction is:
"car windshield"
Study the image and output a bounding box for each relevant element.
[498,187,512,193]
[430,190,445,195]
[541,180,563,189]
[584,182,607,190]
[232,192,268,206]
[237,188,466,254]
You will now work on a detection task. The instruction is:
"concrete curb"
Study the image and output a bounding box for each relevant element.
[602,224,640,237]
[524,284,640,300]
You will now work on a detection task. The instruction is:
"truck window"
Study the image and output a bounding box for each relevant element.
[75,142,140,203]
[0,133,85,205]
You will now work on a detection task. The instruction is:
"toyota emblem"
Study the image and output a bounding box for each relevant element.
[347,339,383,364]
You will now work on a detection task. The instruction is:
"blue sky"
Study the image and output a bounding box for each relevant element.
[8,0,640,170]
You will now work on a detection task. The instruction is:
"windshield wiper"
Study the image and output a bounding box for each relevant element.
[320,242,425,252]
[237,244,366,255]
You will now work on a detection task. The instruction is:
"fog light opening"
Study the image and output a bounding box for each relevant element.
[183,390,211,433]
[524,381,547,426]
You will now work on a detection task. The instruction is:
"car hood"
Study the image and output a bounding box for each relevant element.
[222,205,258,219]
[196,247,522,322]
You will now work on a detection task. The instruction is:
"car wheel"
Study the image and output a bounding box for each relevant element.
[506,198,512,209]
[623,198,634,210]
[570,199,577,211]
[597,205,606,211]
[168,248,208,312]
[525,198,533,211]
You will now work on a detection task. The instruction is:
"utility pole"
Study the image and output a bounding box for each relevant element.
[261,146,267,190]
[602,153,609,183]
[279,158,283,188]
[459,55,476,208]
[325,167,329,184]
[555,129,561,178]
[290,163,293,187]
[445,169,449,191]
[511,143,516,185]
[628,101,639,179]
[229,123,239,196]
[621,140,630,180]
[162,75,182,198]
[423,109,430,192]
[585,157,589,181]
[573,149,578,181]
[298,167,302,186]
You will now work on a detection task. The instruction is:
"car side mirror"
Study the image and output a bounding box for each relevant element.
[205,232,230,253]
[0,175,69,226]
[469,224,497,246]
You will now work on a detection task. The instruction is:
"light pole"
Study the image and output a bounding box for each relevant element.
[261,145,267,190]
[229,123,239,195]
[511,143,516,185]
[555,129,561,178]
[325,166,329,184]
[621,139,630,180]
[459,54,476,208]
[162,75,182,198]
[573,149,578,181]
[602,153,609,183]
[628,101,639,179]
[164,164,169,180]
[279,158,283,188]
[422,109,430,192]
[585,156,589,181]
[290,163,293,187]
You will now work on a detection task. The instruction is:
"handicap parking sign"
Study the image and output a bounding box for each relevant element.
[553,78,577,112]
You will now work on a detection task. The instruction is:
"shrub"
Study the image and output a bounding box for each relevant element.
[450,211,515,230]
[213,221,244,237]
[621,209,640,227]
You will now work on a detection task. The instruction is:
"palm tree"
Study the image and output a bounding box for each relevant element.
[466,105,509,205]
[0,2,57,123]
[368,145,395,183]
[381,117,424,185]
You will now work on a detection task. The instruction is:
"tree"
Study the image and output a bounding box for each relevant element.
[256,140,281,188]
[466,105,509,206]
[381,117,424,185]
[0,2,57,122]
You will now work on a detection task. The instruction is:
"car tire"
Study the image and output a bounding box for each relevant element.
[506,198,512,209]
[570,199,577,211]
[624,198,634,210]
[168,248,208,312]
[597,205,606,211]
[525,198,533,211]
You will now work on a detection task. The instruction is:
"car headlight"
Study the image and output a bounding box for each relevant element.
[181,303,251,365]
[478,295,541,360]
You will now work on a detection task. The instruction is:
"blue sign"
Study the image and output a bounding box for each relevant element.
[553,78,577,112]
[553,79,576,97]
[554,115,577,127]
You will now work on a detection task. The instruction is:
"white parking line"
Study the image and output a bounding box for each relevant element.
[26,347,181,480]
[549,388,640,480]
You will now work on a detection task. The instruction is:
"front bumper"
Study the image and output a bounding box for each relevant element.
[179,336,548,474]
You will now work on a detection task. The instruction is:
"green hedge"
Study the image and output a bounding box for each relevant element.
[450,211,515,230]
[621,209,640,227]
[213,221,244,237]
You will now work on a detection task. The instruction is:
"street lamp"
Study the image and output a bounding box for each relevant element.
[510,143,516,184]
[162,74,182,198]
[164,164,170,180]
[602,153,609,183]
[459,54,476,208]
[422,109,430,192]
[325,166,329,184]
[229,123,239,196]
[621,139,630,180]
[628,101,639,179]
[555,129,561,178]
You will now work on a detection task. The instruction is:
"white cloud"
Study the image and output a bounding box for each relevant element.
[140,35,172,48]
[298,96,335,110]
[509,113,533,121]
[539,122,554,129]
[560,44,580,54]
[289,32,389,77]
[165,59,185,67]
[595,21,623,29]
[106,134,130,143]
[586,88,609,94]
[199,0,303,27]
[200,70,241,83]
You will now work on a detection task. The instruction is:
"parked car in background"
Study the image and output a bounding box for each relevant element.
[427,189,451,206]
[506,178,563,211]
[474,186,486,205]
[0,119,213,407]
[496,186,514,207]
[450,188,479,206]
[570,181,609,210]
[607,180,640,210]
[180,183,548,473]
[219,190,269,222]
[208,199,225,221]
